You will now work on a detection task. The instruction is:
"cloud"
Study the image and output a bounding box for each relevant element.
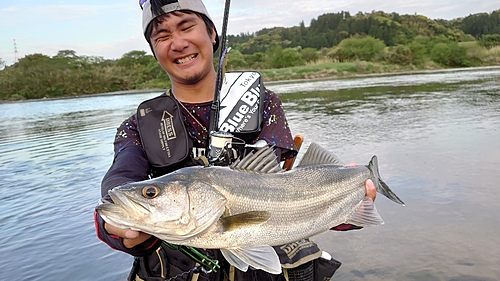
[206,0,498,34]
[77,36,152,59]
[1,0,498,66]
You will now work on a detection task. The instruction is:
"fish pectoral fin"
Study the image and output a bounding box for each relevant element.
[221,246,282,274]
[345,198,385,227]
[220,211,271,232]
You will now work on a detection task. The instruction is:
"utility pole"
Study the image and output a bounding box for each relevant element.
[13,39,19,63]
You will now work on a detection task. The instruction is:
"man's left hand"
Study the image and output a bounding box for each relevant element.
[365,179,376,202]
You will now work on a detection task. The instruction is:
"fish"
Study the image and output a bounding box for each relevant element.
[96,142,404,274]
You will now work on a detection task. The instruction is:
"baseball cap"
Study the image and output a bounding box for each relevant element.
[140,0,220,52]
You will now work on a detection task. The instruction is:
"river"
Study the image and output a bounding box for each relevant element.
[0,66,499,281]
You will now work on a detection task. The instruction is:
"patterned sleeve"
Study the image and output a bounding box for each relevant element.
[96,114,159,257]
[255,89,297,161]
[113,114,142,157]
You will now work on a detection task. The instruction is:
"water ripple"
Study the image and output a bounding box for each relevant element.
[1,70,500,281]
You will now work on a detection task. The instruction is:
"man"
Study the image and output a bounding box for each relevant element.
[95,0,376,280]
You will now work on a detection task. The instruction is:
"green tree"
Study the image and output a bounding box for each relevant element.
[245,52,267,69]
[300,48,319,63]
[52,49,88,69]
[408,41,427,65]
[15,53,52,68]
[327,47,349,62]
[336,36,386,61]
[54,49,78,59]
[430,42,469,67]
[388,45,413,65]
[412,35,433,54]
[226,49,247,70]
[479,34,500,49]
[460,11,500,39]
[267,46,305,68]
[116,50,153,67]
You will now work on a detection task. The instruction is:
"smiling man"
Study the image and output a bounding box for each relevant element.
[94,1,376,280]
[145,3,218,98]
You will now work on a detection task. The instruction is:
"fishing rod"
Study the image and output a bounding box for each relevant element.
[207,0,231,162]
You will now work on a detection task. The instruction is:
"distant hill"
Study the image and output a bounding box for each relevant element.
[227,9,500,54]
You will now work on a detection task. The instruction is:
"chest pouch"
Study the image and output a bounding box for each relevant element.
[218,71,265,141]
[136,92,191,168]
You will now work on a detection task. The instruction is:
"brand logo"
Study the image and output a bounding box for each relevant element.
[157,110,176,157]
[219,86,260,132]
[139,107,152,117]
[279,239,315,259]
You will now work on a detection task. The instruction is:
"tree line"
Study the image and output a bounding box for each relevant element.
[223,9,500,68]
[228,9,500,52]
[1,9,500,100]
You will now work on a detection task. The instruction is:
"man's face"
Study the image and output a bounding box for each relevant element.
[150,12,216,86]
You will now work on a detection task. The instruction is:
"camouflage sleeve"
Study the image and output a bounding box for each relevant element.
[255,89,297,161]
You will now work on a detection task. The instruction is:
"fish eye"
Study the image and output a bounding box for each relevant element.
[142,185,160,199]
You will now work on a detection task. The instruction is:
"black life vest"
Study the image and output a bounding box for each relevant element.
[136,71,265,176]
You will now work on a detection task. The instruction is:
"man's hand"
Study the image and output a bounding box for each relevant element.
[347,163,376,201]
[104,222,152,248]
[365,179,376,202]
[329,178,377,231]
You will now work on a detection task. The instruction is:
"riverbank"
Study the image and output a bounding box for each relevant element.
[264,64,500,85]
[259,59,463,83]
[76,65,500,98]
[2,63,500,102]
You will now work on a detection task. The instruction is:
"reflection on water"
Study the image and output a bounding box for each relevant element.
[0,68,499,280]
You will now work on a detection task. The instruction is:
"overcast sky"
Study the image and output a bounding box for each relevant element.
[0,0,498,66]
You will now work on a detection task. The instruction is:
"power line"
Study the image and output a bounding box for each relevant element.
[14,39,19,63]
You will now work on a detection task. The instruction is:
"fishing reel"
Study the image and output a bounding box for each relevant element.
[208,131,268,166]
[207,131,237,165]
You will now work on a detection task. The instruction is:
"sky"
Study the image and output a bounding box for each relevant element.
[0,0,498,66]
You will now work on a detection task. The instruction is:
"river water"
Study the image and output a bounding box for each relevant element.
[0,67,499,281]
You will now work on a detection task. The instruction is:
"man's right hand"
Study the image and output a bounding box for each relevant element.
[104,222,152,248]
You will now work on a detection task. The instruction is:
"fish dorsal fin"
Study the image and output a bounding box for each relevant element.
[297,142,344,167]
[230,146,283,174]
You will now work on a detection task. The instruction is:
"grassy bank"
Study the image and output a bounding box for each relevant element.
[258,44,500,82]
[257,60,439,82]
[2,45,500,101]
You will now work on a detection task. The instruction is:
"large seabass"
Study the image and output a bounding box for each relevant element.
[97,142,405,273]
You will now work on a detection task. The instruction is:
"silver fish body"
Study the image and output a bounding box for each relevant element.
[169,163,367,247]
[97,142,404,273]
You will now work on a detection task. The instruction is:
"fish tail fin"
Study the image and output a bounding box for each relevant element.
[368,156,405,205]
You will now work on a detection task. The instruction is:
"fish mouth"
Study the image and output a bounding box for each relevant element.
[96,190,152,230]
[175,54,197,64]
[109,190,151,217]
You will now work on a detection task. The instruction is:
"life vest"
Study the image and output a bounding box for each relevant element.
[136,71,265,175]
